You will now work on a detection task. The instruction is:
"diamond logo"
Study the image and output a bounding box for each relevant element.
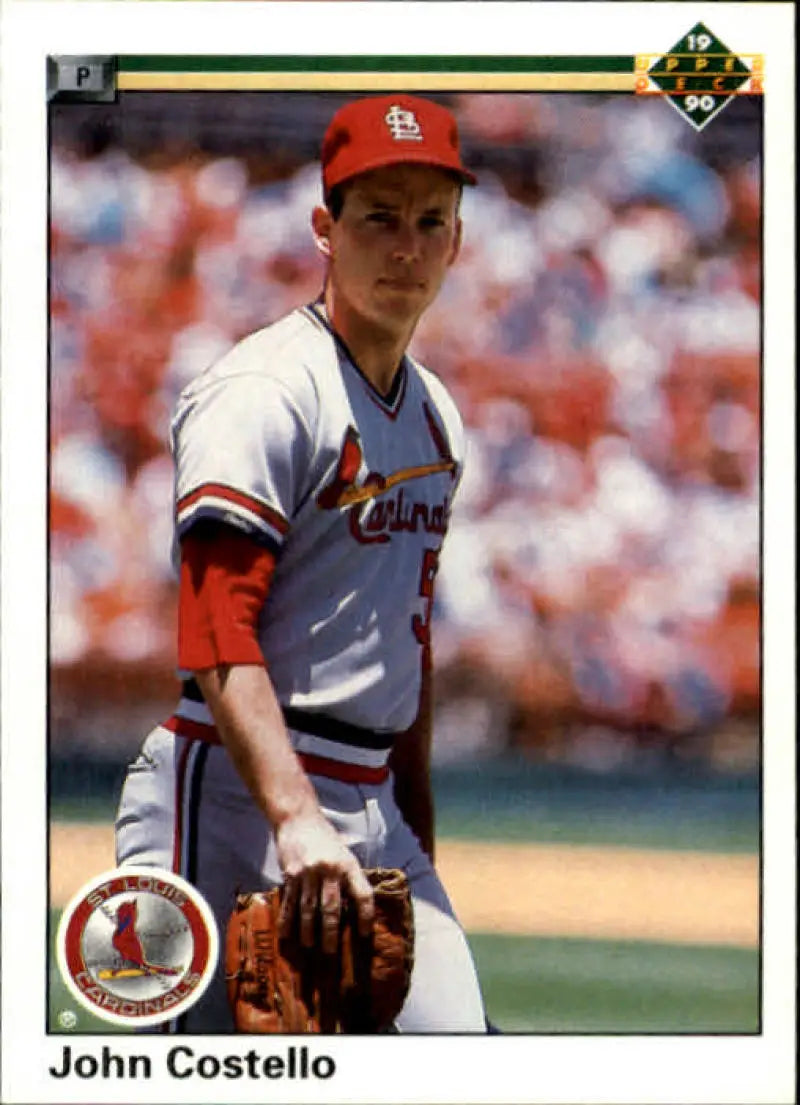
[641,23,760,131]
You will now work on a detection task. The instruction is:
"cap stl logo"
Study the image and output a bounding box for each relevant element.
[56,866,218,1027]
[384,105,423,143]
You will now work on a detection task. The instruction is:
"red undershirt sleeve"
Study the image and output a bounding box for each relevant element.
[178,523,277,671]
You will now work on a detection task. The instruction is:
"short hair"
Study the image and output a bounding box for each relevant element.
[325,183,347,221]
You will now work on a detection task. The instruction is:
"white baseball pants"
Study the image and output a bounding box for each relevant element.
[114,725,487,1033]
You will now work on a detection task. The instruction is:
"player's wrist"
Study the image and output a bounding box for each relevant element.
[268,785,324,831]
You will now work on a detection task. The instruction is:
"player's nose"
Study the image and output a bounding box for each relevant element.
[389,220,421,262]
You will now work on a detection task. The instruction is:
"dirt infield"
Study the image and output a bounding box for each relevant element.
[50,823,758,948]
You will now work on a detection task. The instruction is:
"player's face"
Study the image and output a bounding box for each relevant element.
[314,164,462,336]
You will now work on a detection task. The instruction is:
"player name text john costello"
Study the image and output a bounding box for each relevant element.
[48,1044,336,1082]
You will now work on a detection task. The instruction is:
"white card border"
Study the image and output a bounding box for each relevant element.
[1,3,796,1104]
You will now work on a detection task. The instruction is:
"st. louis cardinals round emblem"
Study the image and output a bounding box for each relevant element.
[56,866,218,1027]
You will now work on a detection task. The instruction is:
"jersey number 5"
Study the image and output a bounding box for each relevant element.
[412,547,440,648]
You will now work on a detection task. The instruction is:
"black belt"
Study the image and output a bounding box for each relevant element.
[181,679,396,751]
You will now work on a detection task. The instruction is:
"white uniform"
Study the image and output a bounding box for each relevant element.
[115,301,487,1032]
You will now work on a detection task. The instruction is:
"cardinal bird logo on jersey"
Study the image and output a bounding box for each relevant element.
[317,405,458,545]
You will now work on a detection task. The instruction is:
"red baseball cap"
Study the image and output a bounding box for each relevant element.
[321,94,477,197]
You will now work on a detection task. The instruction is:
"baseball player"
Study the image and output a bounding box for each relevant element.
[115,94,488,1032]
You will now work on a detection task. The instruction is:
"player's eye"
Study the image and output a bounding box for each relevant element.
[366,211,396,226]
[419,215,446,231]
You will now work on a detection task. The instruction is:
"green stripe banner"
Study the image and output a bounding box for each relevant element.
[118,54,635,74]
[115,54,638,93]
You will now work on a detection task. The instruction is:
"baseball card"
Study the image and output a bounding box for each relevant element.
[0,3,795,1103]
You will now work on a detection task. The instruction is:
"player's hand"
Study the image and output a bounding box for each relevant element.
[275,813,375,953]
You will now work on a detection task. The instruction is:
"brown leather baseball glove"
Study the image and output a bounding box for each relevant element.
[225,867,414,1033]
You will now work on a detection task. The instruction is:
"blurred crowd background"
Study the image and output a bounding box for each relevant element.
[49,91,761,777]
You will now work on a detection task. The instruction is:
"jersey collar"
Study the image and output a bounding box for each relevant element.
[304,299,408,420]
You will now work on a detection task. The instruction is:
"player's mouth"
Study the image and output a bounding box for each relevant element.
[377,277,426,292]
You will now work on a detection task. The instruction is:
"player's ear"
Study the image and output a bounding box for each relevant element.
[311,206,333,258]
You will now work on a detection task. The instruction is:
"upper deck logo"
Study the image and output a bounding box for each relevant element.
[56,866,218,1027]
[636,22,763,131]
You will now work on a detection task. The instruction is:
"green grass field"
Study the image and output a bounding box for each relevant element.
[471,933,758,1033]
[48,917,758,1036]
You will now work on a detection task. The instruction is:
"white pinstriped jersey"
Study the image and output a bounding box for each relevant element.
[171,302,464,739]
